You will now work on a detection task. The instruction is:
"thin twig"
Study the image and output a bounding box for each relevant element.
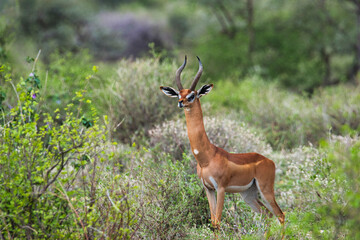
[9,81,24,122]
[21,225,38,234]
[106,190,126,212]
[0,217,11,240]
[44,70,48,94]
[114,118,125,131]
[1,109,5,128]
[57,182,89,240]
[32,50,41,73]
[88,227,108,238]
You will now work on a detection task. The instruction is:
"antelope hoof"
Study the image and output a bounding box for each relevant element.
[211,223,220,231]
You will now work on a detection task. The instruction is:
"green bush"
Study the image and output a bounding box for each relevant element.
[312,135,360,239]
[272,135,360,239]
[204,78,360,149]
[192,0,356,92]
[96,57,184,142]
[0,63,136,238]
[194,32,249,80]
[40,51,99,114]
[117,147,209,239]
[0,51,104,120]
[140,155,208,238]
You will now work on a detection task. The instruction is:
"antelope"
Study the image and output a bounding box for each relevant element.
[160,56,285,229]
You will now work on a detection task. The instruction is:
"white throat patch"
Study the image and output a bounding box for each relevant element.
[193,149,199,155]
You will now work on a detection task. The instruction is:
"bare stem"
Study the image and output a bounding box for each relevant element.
[32,50,41,73]
[9,80,24,123]
[57,182,89,240]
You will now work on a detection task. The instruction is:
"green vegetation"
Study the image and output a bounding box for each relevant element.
[1,53,359,239]
[204,78,360,149]
[0,64,135,239]
[1,0,360,239]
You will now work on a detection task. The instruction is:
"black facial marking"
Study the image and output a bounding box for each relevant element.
[186,92,195,103]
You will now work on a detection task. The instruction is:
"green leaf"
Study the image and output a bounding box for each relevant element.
[26,56,34,63]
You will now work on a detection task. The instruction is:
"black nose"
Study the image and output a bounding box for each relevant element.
[178,101,184,108]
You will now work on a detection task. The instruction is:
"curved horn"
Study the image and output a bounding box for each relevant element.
[189,56,203,91]
[175,56,187,90]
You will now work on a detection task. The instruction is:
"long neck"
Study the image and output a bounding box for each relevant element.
[184,99,215,167]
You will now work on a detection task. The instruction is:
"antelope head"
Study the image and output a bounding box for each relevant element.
[160,56,213,109]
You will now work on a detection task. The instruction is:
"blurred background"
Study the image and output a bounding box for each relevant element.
[1,0,360,92]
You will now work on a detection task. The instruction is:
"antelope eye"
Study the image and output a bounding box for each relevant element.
[186,93,195,103]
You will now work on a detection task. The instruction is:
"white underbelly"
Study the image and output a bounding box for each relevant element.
[225,179,254,193]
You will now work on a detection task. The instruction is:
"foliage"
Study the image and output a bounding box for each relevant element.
[3,0,360,91]
[204,78,360,149]
[313,136,360,239]
[195,32,249,78]
[0,63,136,239]
[0,14,14,62]
[124,150,209,238]
[13,0,173,61]
[270,135,360,239]
[194,0,358,91]
[40,51,98,114]
[96,57,184,142]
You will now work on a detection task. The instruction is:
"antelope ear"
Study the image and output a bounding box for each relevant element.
[160,86,179,98]
[197,84,213,98]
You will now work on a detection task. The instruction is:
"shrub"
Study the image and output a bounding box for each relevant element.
[271,146,327,210]
[0,62,136,238]
[118,147,209,239]
[133,152,210,239]
[149,116,272,159]
[96,57,185,142]
[40,51,99,114]
[205,78,360,149]
[260,135,360,239]
[310,135,360,239]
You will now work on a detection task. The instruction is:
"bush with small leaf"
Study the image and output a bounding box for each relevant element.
[0,62,136,239]
[123,149,210,239]
[308,135,360,239]
[205,78,360,149]
[96,57,185,142]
